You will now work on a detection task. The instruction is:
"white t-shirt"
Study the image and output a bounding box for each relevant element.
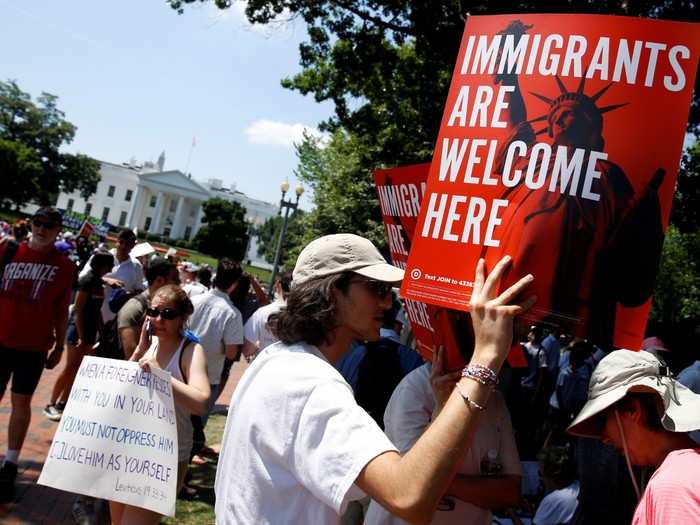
[183,280,208,298]
[214,341,398,525]
[81,254,145,322]
[365,363,522,525]
[533,480,580,525]
[243,301,284,351]
[189,289,244,384]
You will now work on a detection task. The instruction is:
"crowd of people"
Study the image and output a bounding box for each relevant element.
[0,209,699,525]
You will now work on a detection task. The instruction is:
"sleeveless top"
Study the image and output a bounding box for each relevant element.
[145,336,194,462]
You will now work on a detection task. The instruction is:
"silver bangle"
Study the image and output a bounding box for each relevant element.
[455,382,487,411]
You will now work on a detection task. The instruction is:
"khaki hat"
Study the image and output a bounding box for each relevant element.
[568,349,700,438]
[293,234,404,286]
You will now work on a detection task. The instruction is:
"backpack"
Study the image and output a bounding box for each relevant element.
[0,239,20,280]
[97,292,149,360]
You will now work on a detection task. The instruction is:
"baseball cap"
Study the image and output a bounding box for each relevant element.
[293,233,404,286]
[567,349,700,438]
[33,207,63,226]
[183,262,200,273]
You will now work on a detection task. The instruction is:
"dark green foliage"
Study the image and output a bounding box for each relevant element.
[672,139,700,235]
[0,80,100,208]
[651,226,700,324]
[257,209,306,268]
[193,198,249,260]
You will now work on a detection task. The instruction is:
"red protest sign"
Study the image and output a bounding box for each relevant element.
[374,164,471,370]
[78,221,94,238]
[402,14,700,351]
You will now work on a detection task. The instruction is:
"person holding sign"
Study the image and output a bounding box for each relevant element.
[109,284,210,524]
[215,234,535,524]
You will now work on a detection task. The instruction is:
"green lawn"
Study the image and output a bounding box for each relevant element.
[161,412,227,525]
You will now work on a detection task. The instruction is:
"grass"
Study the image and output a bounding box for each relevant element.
[161,411,228,525]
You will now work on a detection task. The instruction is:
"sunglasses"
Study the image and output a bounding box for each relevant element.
[146,307,181,320]
[350,277,393,299]
[32,218,59,230]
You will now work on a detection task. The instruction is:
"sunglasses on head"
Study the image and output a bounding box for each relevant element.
[32,218,59,230]
[146,307,180,320]
[351,277,393,299]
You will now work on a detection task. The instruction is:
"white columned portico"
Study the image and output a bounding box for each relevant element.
[151,191,165,234]
[193,202,205,237]
[170,196,186,239]
[127,185,146,229]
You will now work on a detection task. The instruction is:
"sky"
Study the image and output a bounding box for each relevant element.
[0,0,333,208]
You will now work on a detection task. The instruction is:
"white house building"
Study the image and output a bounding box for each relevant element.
[27,159,279,268]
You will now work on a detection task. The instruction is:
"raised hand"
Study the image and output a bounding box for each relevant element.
[469,256,535,371]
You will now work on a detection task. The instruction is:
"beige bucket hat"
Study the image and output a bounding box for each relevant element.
[293,234,404,286]
[568,349,700,438]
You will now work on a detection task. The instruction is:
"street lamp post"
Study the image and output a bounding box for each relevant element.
[269,180,304,297]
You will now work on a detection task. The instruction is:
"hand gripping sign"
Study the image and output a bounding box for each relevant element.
[402,14,700,350]
[38,357,178,517]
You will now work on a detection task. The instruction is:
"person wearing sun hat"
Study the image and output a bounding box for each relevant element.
[215,233,537,524]
[568,349,700,524]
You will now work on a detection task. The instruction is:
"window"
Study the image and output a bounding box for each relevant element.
[118,211,128,227]
[144,217,152,231]
[101,207,110,222]
[184,226,192,240]
[107,185,116,197]
[67,198,74,212]
[149,195,157,207]
[85,203,93,216]
[163,227,171,237]
[169,200,177,213]
[125,189,133,202]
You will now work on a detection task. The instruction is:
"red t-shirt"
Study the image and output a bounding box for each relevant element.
[0,241,75,351]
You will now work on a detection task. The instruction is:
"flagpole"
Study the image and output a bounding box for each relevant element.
[184,136,196,176]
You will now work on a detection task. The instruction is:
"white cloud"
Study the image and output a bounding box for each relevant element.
[245,119,326,148]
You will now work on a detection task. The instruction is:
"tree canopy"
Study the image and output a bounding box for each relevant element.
[193,198,250,260]
[0,80,100,209]
[170,0,699,151]
[173,0,700,335]
[257,208,306,269]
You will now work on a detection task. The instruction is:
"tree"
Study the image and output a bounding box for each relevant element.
[0,80,100,208]
[672,138,700,234]
[193,198,249,260]
[169,1,700,150]
[257,209,306,269]
[288,130,388,263]
[651,226,700,325]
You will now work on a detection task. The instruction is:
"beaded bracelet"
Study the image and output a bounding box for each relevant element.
[461,364,498,387]
[455,382,487,411]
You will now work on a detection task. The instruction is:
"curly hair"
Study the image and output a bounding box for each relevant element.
[268,272,353,347]
[152,284,194,318]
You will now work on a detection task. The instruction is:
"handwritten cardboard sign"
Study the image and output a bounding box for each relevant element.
[38,357,178,516]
